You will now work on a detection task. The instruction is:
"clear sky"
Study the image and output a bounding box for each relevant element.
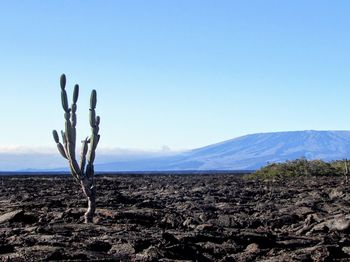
[1,1,350,152]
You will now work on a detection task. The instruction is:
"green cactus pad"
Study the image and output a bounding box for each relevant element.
[60,74,66,90]
[65,121,73,143]
[52,130,60,143]
[61,90,69,112]
[93,126,99,135]
[57,143,67,159]
[64,112,71,120]
[96,116,100,126]
[73,84,79,103]
[88,151,96,163]
[90,90,97,109]
[71,114,77,127]
[61,130,66,144]
[89,109,96,127]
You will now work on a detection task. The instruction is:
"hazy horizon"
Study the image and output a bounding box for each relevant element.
[1,129,349,154]
[1,130,350,172]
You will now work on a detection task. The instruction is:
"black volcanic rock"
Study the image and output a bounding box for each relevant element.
[0,175,350,261]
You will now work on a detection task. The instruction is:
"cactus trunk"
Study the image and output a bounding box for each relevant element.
[83,186,96,223]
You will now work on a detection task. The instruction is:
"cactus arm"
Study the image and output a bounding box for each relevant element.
[52,130,68,159]
[61,130,68,154]
[83,92,99,221]
[60,74,66,89]
[90,89,97,109]
[57,144,68,159]
[80,137,89,174]
[52,130,60,143]
[57,142,68,159]
[68,165,80,183]
[70,84,79,154]
[87,90,100,169]
[59,74,82,179]
[61,130,66,144]
[66,127,82,178]
[61,90,69,112]
[83,89,99,223]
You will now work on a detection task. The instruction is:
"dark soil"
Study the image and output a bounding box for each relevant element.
[1,174,350,261]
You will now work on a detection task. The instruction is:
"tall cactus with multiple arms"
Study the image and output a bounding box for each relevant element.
[53,74,100,223]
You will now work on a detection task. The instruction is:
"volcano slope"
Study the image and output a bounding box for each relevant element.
[0,174,350,261]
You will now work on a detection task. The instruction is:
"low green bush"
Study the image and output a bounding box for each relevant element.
[249,158,347,179]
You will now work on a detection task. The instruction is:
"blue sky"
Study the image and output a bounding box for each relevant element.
[1,1,350,151]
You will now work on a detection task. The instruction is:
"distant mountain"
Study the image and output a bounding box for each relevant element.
[96,130,350,171]
[2,130,350,172]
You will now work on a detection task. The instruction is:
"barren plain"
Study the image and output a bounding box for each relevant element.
[0,174,350,261]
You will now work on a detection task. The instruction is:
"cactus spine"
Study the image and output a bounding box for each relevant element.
[53,74,100,223]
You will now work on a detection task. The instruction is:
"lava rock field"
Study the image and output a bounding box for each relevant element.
[1,174,350,261]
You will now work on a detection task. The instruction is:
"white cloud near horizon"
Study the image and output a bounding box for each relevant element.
[0,145,186,171]
[0,145,185,155]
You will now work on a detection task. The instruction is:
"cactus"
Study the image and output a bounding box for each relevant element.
[53,74,100,223]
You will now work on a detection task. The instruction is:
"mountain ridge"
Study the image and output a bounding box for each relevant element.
[96,130,350,171]
[2,130,350,172]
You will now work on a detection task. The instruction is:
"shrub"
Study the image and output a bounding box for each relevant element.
[249,158,344,179]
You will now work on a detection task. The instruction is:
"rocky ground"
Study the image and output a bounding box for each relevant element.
[1,174,350,261]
